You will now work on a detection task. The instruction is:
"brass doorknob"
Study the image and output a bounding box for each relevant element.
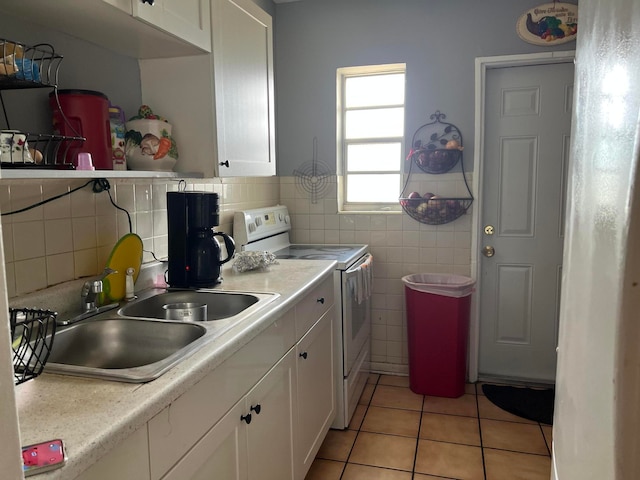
[482,245,495,257]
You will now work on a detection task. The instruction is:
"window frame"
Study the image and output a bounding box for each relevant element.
[337,63,406,213]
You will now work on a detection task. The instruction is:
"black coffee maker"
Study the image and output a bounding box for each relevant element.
[167,191,235,287]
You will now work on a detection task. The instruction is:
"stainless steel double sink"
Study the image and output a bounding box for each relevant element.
[44,289,279,383]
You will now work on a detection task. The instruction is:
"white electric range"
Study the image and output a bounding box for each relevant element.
[234,205,372,429]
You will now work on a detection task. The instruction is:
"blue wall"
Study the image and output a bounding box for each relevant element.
[274,0,578,175]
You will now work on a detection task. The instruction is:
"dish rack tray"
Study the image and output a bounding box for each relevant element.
[10,308,57,385]
[0,39,85,168]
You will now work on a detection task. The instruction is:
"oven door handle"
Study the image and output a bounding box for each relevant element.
[346,253,373,276]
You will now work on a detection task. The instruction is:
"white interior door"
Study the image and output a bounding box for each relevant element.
[478,62,574,383]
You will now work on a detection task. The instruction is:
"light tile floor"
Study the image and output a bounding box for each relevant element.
[306,374,552,480]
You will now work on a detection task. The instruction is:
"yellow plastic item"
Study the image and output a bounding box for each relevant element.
[102,233,143,302]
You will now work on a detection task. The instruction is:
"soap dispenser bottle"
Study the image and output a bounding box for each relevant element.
[125,267,136,301]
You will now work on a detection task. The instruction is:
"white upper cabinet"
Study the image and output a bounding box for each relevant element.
[1,0,211,58]
[132,0,211,53]
[212,0,276,177]
[139,0,276,177]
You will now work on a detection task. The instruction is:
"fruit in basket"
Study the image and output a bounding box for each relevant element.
[407,191,422,207]
[445,139,463,150]
[416,202,429,214]
[423,192,435,200]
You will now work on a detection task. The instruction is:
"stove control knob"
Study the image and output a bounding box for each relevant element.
[248,223,257,233]
[284,215,290,224]
[255,217,263,226]
[278,213,283,221]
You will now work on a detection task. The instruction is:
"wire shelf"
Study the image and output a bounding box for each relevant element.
[0,40,62,89]
[0,38,84,168]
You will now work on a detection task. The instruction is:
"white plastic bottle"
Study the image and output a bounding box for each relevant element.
[125,267,136,301]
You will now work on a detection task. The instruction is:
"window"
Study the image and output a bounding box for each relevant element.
[337,64,406,211]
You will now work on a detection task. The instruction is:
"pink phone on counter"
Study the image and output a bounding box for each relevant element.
[22,439,66,476]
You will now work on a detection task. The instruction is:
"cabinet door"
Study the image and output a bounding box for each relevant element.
[161,400,248,480]
[212,0,276,177]
[133,0,211,52]
[74,427,150,480]
[246,349,296,480]
[295,311,335,479]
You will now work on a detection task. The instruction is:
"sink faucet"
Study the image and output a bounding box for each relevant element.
[81,267,117,313]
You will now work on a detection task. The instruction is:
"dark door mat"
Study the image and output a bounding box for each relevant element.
[482,384,555,425]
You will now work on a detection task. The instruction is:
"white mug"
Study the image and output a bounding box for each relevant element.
[0,130,33,164]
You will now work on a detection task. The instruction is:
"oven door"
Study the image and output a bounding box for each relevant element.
[342,254,372,377]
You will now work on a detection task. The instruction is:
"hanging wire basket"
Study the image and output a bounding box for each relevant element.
[407,110,464,174]
[400,111,474,225]
[10,308,57,385]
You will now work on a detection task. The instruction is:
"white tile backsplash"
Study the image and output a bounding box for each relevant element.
[46,252,75,286]
[14,257,47,295]
[1,176,279,297]
[13,221,46,261]
[1,171,473,374]
[44,219,73,255]
[42,181,71,219]
[280,174,473,373]
[70,185,96,218]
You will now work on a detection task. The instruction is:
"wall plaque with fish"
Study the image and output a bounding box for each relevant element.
[516,3,578,46]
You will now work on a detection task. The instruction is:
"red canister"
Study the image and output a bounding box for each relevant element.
[49,89,112,170]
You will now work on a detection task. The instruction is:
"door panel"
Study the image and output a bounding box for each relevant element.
[499,136,537,236]
[479,62,574,382]
[495,264,532,343]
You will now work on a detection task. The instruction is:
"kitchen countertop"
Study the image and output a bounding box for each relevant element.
[13,259,336,480]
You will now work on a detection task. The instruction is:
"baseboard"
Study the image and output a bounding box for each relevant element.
[477,374,555,389]
[370,362,409,376]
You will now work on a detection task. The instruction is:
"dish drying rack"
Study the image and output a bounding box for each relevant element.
[0,39,84,169]
[10,308,57,385]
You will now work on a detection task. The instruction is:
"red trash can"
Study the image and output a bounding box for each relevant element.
[402,274,475,398]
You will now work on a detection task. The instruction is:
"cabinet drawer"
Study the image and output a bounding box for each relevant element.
[295,275,335,340]
[149,308,295,480]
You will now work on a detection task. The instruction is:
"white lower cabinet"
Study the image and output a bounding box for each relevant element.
[295,310,335,479]
[74,427,150,480]
[162,349,296,480]
[163,399,246,480]
[246,349,296,480]
[74,274,336,480]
